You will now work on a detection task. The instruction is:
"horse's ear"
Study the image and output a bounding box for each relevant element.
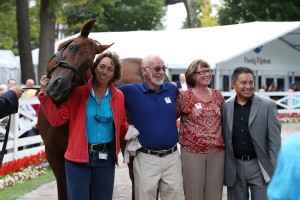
[96,43,114,54]
[80,19,96,38]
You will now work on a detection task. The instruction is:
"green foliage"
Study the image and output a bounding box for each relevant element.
[60,0,166,35]
[0,0,17,51]
[218,0,300,25]
[0,0,167,53]
[103,0,166,31]
[182,0,219,28]
[29,1,40,50]
[0,0,40,54]
[200,0,219,27]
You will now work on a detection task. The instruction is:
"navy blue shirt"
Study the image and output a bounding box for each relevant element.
[119,81,179,150]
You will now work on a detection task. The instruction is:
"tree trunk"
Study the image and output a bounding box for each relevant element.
[183,0,199,28]
[38,0,56,81]
[16,0,35,84]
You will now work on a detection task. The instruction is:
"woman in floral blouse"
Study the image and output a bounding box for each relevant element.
[176,59,225,200]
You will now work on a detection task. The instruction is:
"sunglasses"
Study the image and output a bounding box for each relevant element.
[94,114,113,123]
[146,66,168,72]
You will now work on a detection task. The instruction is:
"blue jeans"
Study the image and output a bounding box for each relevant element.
[65,150,115,200]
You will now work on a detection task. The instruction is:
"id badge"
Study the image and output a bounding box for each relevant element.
[98,150,108,160]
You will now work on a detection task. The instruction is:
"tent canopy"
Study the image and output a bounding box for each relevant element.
[34,21,300,69]
[0,50,21,84]
[0,50,20,69]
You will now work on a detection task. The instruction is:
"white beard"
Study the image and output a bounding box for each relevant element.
[150,74,165,86]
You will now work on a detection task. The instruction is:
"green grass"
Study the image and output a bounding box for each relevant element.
[0,169,55,200]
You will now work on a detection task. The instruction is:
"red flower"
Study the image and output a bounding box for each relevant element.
[0,150,47,176]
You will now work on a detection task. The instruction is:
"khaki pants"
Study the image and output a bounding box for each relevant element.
[133,150,185,200]
[181,148,225,200]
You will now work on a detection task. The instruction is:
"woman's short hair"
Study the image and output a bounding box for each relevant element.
[91,51,121,83]
[185,59,210,87]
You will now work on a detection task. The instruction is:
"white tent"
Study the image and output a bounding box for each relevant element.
[33,21,300,69]
[32,21,300,90]
[0,50,21,85]
[73,21,300,69]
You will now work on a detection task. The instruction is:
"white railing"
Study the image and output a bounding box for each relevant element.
[222,91,300,114]
[0,97,44,164]
[1,91,300,164]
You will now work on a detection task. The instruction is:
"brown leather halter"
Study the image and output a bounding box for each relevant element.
[46,40,81,91]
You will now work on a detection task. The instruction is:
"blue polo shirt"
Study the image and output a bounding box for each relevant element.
[118,81,179,150]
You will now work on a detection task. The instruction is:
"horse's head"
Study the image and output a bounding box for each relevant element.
[46,19,113,103]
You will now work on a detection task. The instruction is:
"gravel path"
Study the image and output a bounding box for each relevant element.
[17,123,300,200]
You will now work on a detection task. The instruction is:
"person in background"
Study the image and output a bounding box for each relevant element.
[268,82,279,92]
[0,84,7,95]
[24,78,36,98]
[258,84,267,92]
[222,67,281,200]
[6,79,16,91]
[38,51,129,200]
[288,83,297,92]
[0,85,23,118]
[176,73,189,91]
[176,59,225,200]
[267,133,300,200]
[119,54,184,200]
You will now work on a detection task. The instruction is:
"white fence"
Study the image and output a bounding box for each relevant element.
[1,91,300,164]
[0,97,44,164]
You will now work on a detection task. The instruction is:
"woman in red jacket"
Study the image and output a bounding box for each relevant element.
[39,51,129,200]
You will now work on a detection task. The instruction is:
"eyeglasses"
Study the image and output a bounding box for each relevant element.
[194,69,213,75]
[146,66,168,72]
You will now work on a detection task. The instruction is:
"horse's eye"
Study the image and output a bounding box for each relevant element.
[68,45,74,49]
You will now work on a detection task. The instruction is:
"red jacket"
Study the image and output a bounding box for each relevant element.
[38,78,128,164]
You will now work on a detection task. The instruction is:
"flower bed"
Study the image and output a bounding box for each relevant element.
[0,151,49,191]
[278,113,300,123]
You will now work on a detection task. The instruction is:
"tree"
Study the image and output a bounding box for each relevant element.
[16,0,35,83]
[200,0,219,27]
[183,0,199,28]
[60,0,165,34]
[182,0,219,28]
[37,0,56,80]
[218,0,300,25]
[103,0,166,31]
[0,0,17,52]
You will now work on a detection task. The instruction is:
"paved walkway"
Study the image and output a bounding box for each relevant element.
[17,123,300,200]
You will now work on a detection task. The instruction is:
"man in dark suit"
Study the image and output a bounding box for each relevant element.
[0,86,23,118]
[176,73,189,91]
[222,67,281,200]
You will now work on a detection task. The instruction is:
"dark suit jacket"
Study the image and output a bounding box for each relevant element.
[0,90,19,118]
[222,95,281,186]
[176,81,190,89]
